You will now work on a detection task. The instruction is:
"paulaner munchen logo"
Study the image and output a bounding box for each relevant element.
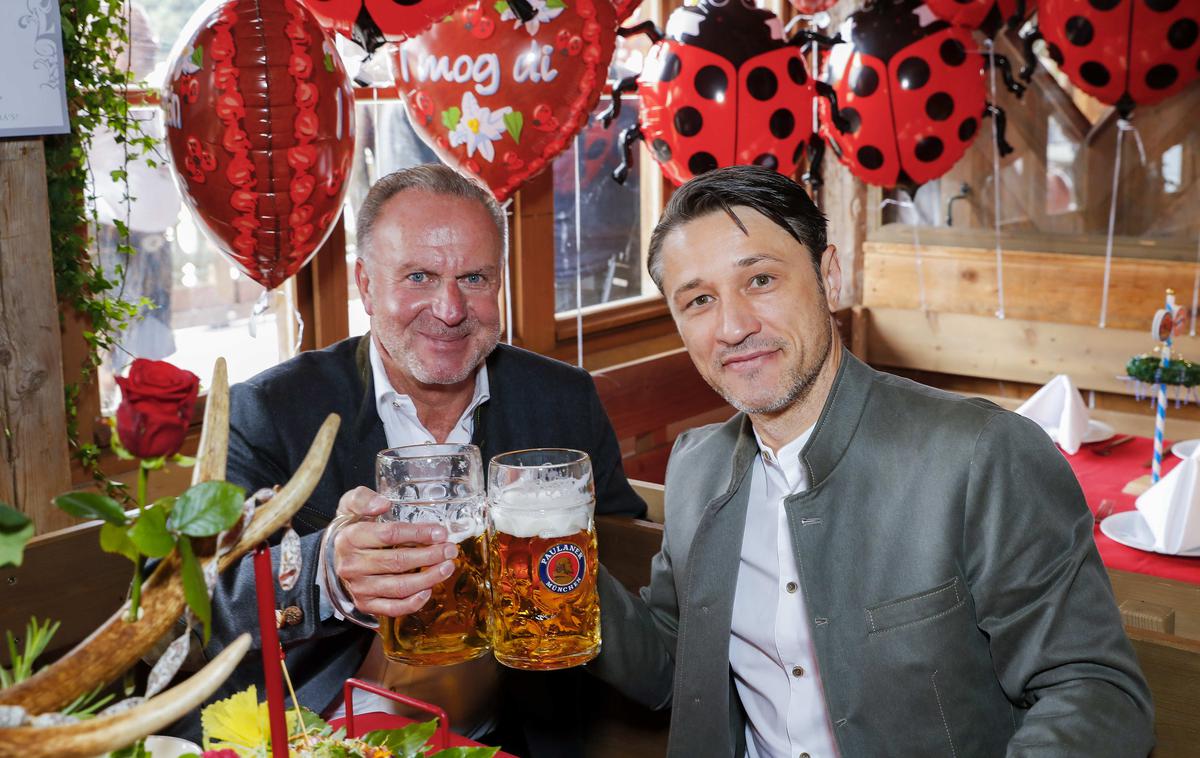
[538,542,586,594]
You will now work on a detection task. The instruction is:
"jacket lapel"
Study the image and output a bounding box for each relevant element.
[352,333,387,490]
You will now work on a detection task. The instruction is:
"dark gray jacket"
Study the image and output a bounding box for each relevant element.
[593,349,1153,757]
[175,336,645,754]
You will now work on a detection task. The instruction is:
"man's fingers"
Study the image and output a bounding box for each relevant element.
[348,561,456,617]
[342,520,449,550]
[336,486,391,518]
[356,590,434,618]
[339,542,458,579]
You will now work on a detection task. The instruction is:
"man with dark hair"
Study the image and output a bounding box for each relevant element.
[181,164,645,755]
[590,165,1153,757]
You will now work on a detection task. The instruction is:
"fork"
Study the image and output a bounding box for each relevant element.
[1090,435,1134,456]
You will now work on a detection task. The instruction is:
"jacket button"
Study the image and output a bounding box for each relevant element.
[791,665,805,678]
[785,581,798,593]
[799,753,811,758]
[278,606,303,627]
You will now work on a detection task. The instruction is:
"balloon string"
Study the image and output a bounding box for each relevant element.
[986,38,1005,320]
[292,306,305,356]
[574,132,584,369]
[880,196,926,311]
[501,198,514,346]
[1191,233,1200,337]
[248,289,269,339]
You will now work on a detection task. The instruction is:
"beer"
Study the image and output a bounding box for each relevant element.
[380,526,490,666]
[487,468,600,670]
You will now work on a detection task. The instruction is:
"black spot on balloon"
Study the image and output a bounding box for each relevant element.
[674,107,703,137]
[939,38,966,67]
[915,136,944,162]
[857,145,884,170]
[1168,19,1199,50]
[753,153,779,170]
[1146,63,1179,89]
[1080,61,1111,86]
[852,66,879,97]
[694,66,728,100]
[769,109,795,139]
[688,152,718,175]
[1144,0,1179,12]
[958,117,978,141]
[925,92,954,121]
[1088,0,1119,9]
[898,57,931,90]
[659,52,682,82]
[788,57,808,86]
[840,107,862,134]
[747,67,779,101]
[1047,42,1065,66]
[651,139,672,162]
[1065,16,1094,46]
[954,0,971,4]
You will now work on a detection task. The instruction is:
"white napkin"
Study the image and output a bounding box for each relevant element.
[1136,446,1200,554]
[1014,374,1090,454]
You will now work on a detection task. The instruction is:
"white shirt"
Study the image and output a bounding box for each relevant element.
[321,339,496,732]
[730,424,840,758]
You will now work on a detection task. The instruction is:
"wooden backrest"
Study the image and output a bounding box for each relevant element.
[1126,628,1200,757]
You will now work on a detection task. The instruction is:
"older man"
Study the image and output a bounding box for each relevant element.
[589,165,1154,757]
[185,165,644,755]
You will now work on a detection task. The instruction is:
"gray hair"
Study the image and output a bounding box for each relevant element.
[355,164,508,262]
[647,165,828,291]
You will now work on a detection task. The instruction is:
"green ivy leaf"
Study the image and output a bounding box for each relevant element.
[324,52,335,73]
[363,719,438,757]
[0,503,34,568]
[494,1,510,13]
[129,504,175,558]
[167,481,245,537]
[431,748,501,758]
[503,110,523,143]
[178,537,211,643]
[191,44,203,68]
[545,0,566,8]
[442,106,462,131]
[55,492,127,526]
[99,521,139,563]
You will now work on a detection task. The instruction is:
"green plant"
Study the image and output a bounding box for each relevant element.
[1,617,114,715]
[47,1,159,500]
[0,502,34,568]
[1126,354,1200,388]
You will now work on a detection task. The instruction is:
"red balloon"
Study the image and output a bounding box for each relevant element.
[164,0,355,290]
[603,0,825,187]
[818,0,1018,192]
[925,0,1032,37]
[298,0,472,52]
[1027,0,1199,117]
[396,0,618,202]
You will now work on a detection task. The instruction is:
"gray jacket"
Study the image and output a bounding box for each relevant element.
[592,349,1153,757]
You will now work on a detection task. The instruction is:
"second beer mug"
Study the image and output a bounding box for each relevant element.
[487,448,600,670]
[375,444,490,666]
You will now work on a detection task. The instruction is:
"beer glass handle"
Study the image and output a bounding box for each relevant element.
[320,515,380,630]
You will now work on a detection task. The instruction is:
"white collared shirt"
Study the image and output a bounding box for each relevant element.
[368,338,490,446]
[730,424,840,758]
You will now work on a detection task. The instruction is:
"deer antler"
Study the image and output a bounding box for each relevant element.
[0,357,341,715]
[0,633,252,758]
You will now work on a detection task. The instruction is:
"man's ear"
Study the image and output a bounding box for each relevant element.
[821,244,842,311]
[355,257,374,316]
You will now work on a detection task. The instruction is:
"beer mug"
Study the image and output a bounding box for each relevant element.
[487,448,600,670]
[371,444,490,666]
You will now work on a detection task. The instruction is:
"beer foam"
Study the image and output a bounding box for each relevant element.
[490,479,592,538]
[385,498,486,544]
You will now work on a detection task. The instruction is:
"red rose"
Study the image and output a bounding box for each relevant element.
[114,360,199,460]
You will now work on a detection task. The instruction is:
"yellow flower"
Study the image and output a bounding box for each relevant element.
[201,684,298,755]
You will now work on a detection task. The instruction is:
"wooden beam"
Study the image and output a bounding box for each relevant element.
[0,140,73,534]
[510,171,557,354]
[864,241,1200,331]
[865,307,1196,397]
[293,216,350,351]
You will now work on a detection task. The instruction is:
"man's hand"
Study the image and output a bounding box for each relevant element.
[332,486,458,618]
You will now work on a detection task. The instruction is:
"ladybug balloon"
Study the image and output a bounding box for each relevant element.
[602,0,847,187]
[1020,0,1199,117]
[925,0,1032,37]
[164,0,355,290]
[819,0,1023,193]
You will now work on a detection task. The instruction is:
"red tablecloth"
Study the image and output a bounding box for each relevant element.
[328,712,518,757]
[1065,435,1200,585]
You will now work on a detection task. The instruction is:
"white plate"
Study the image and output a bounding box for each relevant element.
[1099,510,1200,558]
[1043,419,1114,445]
[1172,438,1200,460]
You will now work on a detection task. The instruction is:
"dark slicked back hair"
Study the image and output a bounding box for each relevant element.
[356,164,507,262]
[647,165,828,292]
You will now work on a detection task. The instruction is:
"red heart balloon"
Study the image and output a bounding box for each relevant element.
[396,0,617,202]
[163,0,355,290]
[299,0,474,51]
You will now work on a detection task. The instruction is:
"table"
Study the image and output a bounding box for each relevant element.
[1065,435,1200,585]
[328,712,518,757]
